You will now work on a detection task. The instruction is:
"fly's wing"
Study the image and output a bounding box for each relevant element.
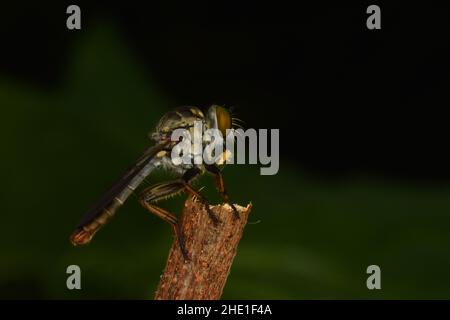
[71,142,169,245]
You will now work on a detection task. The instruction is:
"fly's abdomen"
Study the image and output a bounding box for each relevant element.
[70,159,159,246]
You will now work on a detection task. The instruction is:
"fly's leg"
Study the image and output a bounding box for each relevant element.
[139,180,189,261]
[204,164,240,220]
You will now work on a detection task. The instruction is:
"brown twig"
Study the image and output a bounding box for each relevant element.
[154,198,252,300]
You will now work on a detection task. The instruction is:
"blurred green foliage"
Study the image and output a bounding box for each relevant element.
[1,23,450,299]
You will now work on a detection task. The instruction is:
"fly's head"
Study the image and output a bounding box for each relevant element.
[205,105,232,136]
[205,105,245,166]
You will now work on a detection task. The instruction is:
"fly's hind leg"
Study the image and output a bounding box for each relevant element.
[204,164,240,220]
[139,180,190,261]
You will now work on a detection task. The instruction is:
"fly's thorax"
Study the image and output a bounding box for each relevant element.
[150,106,206,142]
[151,148,196,175]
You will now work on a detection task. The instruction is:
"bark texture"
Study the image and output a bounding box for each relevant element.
[154,198,252,300]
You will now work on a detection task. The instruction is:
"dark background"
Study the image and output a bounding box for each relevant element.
[1,2,450,299]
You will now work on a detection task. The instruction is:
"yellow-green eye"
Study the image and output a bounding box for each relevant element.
[216,106,231,137]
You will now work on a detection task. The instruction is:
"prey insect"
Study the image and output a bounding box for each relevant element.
[70,105,242,261]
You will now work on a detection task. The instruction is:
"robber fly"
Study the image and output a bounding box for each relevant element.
[70,105,242,260]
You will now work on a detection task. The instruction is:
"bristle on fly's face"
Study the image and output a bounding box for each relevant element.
[232,117,245,129]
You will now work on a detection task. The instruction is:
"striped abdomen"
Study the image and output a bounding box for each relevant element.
[70,144,167,246]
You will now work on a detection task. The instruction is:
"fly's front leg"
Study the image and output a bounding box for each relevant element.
[181,168,221,226]
[139,181,189,261]
[204,164,240,220]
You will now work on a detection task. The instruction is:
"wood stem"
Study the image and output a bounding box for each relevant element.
[154,198,252,300]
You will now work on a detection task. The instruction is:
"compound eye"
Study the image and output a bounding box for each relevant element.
[216,106,231,137]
